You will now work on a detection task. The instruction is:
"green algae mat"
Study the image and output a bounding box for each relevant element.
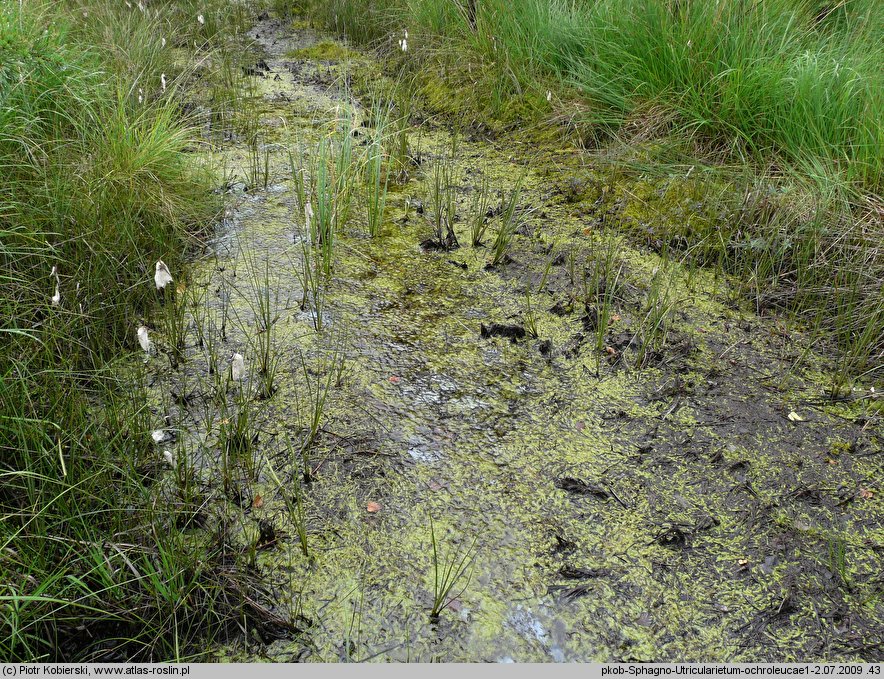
[141,15,883,662]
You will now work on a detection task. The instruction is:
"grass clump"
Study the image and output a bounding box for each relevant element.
[303,0,883,192]
[0,0,273,661]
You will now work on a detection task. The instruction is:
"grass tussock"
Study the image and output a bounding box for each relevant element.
[0,0,267,661]
[303,0,883,191]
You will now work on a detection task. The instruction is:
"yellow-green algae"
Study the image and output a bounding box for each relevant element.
[137,14,884,663]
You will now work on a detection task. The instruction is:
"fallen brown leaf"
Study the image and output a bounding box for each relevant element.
[252,494,263,509]
[366,501,382,513]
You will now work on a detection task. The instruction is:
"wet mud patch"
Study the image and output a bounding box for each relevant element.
[135,11,883,662]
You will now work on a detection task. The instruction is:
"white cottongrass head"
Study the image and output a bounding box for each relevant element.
[50,266,60,306]
[163,450,175,468]
[231,352,245,381]
[161,73,167,91]
[161,37,167,48]
[154,259,173,290]
[151,429,166,443]
[137,325,152,354]
[399,37,408,52]
[546,90,552,102]
[197,14,205,25]
[304,202,314,230]
[138,88,144,104]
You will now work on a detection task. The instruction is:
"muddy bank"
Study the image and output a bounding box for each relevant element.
[139,13,883,662]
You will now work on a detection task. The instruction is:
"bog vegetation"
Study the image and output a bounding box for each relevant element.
[0,0,248,660]
[1,0,881,663]
[296,0,884,381]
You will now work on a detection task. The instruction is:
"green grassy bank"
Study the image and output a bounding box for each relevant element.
[298,0,882,191]
[0,0,252,661]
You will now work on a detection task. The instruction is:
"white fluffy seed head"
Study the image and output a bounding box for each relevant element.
[137,325,152,353]
[154,259,173,290]
[51,285,61,307]
[163,450,175,468]
[231,352,245,381]
[151,429,165,443]
[197,14,204,25]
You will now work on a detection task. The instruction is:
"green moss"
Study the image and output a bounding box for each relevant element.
[287,40,358,62]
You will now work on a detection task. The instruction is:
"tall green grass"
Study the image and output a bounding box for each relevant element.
[305,0,883,192]
[0,0,261,661]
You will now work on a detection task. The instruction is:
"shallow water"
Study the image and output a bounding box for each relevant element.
[142,15,883,662]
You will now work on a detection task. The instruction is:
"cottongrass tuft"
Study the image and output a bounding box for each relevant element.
[304,202,314,232]
[231,352,245,381]
[50,266,61,306]
[154,259,173,290]
[137,325,153,354]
